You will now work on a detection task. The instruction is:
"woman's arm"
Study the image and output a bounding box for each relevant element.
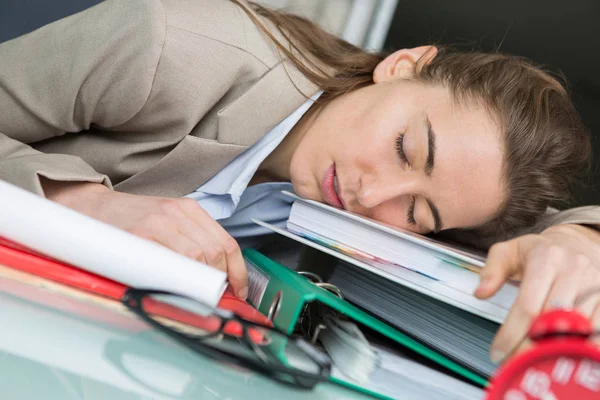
[44,180,249,300]
[0,0,165,195]
[437,205,600,252]
[0,0,249,299]
[526,205,600,234]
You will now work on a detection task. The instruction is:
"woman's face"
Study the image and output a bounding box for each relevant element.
[289,78,504,234]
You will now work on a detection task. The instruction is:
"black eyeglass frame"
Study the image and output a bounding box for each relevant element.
[121,287,332,389]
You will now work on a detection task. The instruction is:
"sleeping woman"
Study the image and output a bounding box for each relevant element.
[1,0,599,362]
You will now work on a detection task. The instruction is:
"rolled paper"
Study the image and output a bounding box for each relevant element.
[0,181,227,307]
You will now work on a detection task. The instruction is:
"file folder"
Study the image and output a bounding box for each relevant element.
[0,237,272,334]
[242,247,488,397]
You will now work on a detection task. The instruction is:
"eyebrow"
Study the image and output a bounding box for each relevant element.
[424,115,443,233]
[424,116,436,176]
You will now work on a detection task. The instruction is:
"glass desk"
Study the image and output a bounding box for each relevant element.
[0,273,371,400]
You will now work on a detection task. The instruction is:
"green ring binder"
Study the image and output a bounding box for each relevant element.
[242,248,488,398]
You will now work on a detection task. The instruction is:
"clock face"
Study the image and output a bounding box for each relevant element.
[487,342,600,400]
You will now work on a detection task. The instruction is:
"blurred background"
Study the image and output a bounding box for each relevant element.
[1,0,598,206]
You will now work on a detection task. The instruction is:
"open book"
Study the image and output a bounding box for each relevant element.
[254,191,518,378]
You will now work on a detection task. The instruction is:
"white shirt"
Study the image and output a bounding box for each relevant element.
[185,91,322,243]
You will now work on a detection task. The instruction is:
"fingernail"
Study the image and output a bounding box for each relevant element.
[237,286,248,301]
[477,276,492,290]
[490,349,505,364]
[474,279,488,296]
[478,276,491,286]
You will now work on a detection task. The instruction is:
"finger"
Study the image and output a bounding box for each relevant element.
[151,227,209,265]
[591,303,600,347]
[157,228,230,280]
[179,200,248,299]
[579,288,600,318]
[158,199,232,279]
[511,337,534,359]
[201,245,228,273]
[572,258,600,317]
[192,221,240,284]
[490,249,561,363]
[152,200,222,265]
[475,239,523,299]
[220,237,248,300]
[542,271,583,311]
[176,218,229,273]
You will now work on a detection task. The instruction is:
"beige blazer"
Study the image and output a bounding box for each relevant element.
[0,0,598,243]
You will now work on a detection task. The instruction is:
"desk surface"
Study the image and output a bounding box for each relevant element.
[0,274,371,400]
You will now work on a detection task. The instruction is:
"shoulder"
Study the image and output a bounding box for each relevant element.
[531,205,600,232]
[0,0,168,128]
[158,0,283,67]
[85,0,167,40]
[2,0,168,49]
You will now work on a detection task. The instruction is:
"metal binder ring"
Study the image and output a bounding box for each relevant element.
[315,282,344,300]
[267,290,283,322]
[297,271,323,283]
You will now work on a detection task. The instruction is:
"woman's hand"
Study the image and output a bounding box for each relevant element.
[474,223,600,363]
[44,181,248,299]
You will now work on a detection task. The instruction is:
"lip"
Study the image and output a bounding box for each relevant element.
[320,163,344,208]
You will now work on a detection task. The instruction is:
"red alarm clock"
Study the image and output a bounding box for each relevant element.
[486,309,600,400]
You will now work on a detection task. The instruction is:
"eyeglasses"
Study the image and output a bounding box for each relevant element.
[121,288,332,389]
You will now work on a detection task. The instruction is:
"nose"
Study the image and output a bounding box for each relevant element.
[356,171,419,209]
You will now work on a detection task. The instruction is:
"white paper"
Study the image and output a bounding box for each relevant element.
[281,191,486,266]
[252,219,511,323]
[369,345,484,400]
[0,181,226,307]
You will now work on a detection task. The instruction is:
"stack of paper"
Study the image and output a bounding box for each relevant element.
[254,191,519,379]
[330,263,499,377]
[364,344,484,400]
[319,313,484,399]
[283,192,517,322]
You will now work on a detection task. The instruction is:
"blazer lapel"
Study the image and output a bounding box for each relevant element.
[116,60,320,198]
[217,60,320,146]
[114,135,247,197]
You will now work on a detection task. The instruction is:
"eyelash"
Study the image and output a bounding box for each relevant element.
[395,132,409,164]
[398,134,416,226]
[407,196,416,225]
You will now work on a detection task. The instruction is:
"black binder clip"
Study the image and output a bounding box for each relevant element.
[296,271,344,345]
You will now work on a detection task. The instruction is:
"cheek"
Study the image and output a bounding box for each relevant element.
[289,165,316,201]
[361,198,426,233]
[343,133,399,175]
[340,110,394,148]
[289,149,317,198]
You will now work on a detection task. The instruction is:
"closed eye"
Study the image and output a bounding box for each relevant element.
[395,132,409,165]
[407,196,416,226]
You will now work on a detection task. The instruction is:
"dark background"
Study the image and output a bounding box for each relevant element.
[2,0,599,205]
[384,0,600,206]
[1,0,101,41]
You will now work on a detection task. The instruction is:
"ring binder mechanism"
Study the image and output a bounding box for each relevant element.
[242,248,485,400]
[296,270,344,345]
[298,271,345,300]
